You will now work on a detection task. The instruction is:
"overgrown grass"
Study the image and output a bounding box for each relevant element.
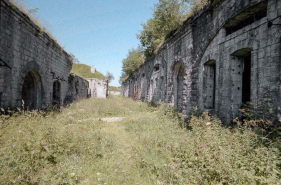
[0,96,280,184]
[71,64,106,79]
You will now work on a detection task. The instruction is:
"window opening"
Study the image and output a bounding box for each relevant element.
[224,1,268,35]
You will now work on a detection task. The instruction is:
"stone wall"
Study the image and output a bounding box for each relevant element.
[65,74,89,103]
[122,0,281,123]
[0,0,88,110]
[108,91,121,96]
[87,78,108,98]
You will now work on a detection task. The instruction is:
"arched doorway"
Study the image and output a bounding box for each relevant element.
[172,62,185,112]
[53,80,61,106]
[21,70,42,110]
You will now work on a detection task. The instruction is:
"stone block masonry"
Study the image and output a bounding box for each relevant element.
[0,0,89,110]
[108,91,121,96]
[65,74,89,103]
[87,78,108,99]
[122,0,281,123]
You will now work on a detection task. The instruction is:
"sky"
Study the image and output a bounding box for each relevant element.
[21,0,159,86]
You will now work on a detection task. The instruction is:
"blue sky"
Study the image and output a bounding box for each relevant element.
[22,0,159,86]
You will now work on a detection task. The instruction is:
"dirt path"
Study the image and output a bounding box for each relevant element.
[77,117,124,123]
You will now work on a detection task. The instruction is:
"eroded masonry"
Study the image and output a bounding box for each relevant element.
[0,0,90,110]
[122,0,281,123]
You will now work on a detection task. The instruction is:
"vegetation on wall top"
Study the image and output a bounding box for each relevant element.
[7,0,73,61]
[137,0,190,58]
[120,0,215,83]
[71,64,106,79]
[138,0,214,58]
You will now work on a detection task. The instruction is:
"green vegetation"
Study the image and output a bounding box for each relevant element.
[120,0,216,82]
[71,63,106,79]
[108,86,121,92]
[0,96,280,184]
[137,0,189,58]
[120,47,145,83]
[9,0,66,55]
[137,0,215,58]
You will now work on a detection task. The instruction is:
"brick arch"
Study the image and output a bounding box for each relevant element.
[18,61,45,109]
[21,70,43,110]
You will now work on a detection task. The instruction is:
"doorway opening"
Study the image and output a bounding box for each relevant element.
[242,54,251,104]
[203,60,216,109]
[231,48,252,117]
[53,80,61,106]
[22,70,42,110]
[172,62,185,112]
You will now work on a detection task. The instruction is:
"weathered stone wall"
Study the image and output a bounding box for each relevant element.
[65,74,89,103]
[87,78,108,98]
[0,0,88,109]
[108,91,121,96]
[122,0,281,123]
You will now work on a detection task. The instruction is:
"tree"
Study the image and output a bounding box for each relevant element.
[119,72,129,84]
[120,0,212,83]
[137,0,189,57]
[106,72,114,83]
[120,46,145,83]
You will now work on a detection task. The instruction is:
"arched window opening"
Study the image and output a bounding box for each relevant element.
[203,60,216,109]
[224,1,268,35]
[53,80,61,106]
[22,70,42,110]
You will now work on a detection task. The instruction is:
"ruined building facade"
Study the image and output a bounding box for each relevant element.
[87,78,108,99]
[0,0,88,110]
[122,0,281,123]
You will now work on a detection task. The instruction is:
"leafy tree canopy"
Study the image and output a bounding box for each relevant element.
[137,0,214,58]
[137,0,190,57]
[120,46,145,83]
[121,0,213,83]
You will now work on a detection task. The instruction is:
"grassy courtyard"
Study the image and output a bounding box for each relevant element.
[0,96,280,184]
